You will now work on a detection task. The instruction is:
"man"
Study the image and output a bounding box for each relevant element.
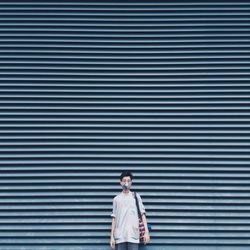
[110,171,150,250]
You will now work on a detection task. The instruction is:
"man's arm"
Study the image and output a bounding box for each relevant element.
[110,217,116,249]
[141,213,150,244]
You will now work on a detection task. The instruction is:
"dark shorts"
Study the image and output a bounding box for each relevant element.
[115,242,139,250]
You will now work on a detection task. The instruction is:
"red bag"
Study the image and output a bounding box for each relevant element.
[134,192,146,244]
[138,217,146,242]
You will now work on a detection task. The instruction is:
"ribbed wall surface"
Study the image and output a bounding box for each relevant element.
[0,1,250,249]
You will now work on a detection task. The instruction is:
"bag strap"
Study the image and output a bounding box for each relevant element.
[134,192,142,220]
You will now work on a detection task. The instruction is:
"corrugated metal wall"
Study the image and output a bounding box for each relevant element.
[0,1,249,249]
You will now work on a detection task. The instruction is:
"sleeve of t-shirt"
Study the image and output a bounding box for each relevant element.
[137,193,146,216]
[111,198,116,218]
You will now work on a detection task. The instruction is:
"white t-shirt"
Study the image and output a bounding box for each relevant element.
[111,191,146,244]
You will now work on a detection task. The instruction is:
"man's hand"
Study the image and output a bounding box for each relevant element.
[143,231,150,245]
[110,236,115,249]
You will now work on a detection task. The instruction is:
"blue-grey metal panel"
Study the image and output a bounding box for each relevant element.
[0,1,249,249]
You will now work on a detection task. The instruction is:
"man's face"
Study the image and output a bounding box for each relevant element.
[120,176,132,190]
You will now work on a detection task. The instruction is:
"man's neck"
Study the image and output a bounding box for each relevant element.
[122,189,130,194]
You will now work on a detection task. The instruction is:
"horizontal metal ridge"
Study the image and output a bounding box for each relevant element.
[1,166,250,171]
[1,106,250,110]
[1,94,249,97]
[0,101,249,105]
[1,192,250,198]
[0,148,249,153]
[1,67,250,72]
[0,118,249,121]
[1,185,250,191]
[1,172,250,177]
[0,159,249,164]
[0,72,249,76]
[1,22,250,27]
[0,7,250,10]
[1,219,250,225]
[1,27,250,31]
[1,110,249,113]
[1,114,249,118]
[0,12,250,16]
[0,232,247,237]
[1,50,249,54]
[0,124,249,128]
[0,37,249,41]
[0,238,247,245]
[1,17,250,21]
[1,198,250,204]
[0,247,248,250]
[1,204,250,210]
[0,134,250,140]
[0,142,249,146]
[0,179,250,184]
[0,129,249,133]
[0,211,249,217]
[0,2,249,6]
[3,30,247,36]
[1,83,249,86]
[1,55,249,59]
[0,61,250,65]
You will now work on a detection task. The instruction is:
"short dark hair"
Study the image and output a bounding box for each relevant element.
[120,171,133,181]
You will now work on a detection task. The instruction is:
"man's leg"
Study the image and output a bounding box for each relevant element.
[115,242,127,250]
[127,242,139,250]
